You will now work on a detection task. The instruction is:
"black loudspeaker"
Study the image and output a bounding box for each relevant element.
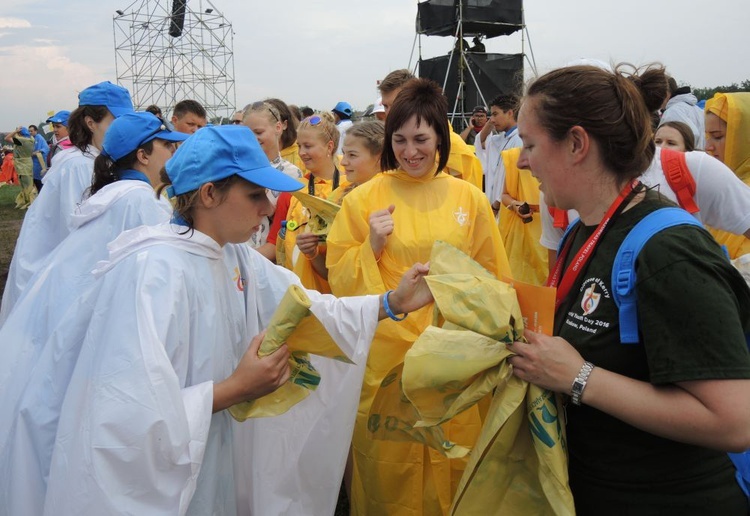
[169,0,187,38]
[417,0,523,39]
[419,52,523,109]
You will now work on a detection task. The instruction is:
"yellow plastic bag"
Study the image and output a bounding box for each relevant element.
[291,190,340,239]
[376,240,574,515]
[228,285,351,421]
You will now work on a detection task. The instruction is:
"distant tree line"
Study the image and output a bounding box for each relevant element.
[692,80,750,101]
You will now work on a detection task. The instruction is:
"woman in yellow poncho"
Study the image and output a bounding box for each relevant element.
[326,78,511,516]
[269,112,341,292]
[705,92,750,258]
[497,146,548,285]
[296,120,384,286]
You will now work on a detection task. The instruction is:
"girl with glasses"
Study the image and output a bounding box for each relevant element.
[267,112,341,292]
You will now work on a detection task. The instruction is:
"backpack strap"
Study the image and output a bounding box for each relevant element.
[556,216,581,255]
[660,147,699,214]
[612,208,703,344]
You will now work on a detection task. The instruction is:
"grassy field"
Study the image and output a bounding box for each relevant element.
[0,185,25,299]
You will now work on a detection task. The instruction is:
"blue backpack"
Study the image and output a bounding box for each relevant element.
[560,207,750,498]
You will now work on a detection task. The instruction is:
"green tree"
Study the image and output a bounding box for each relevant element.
[693,80,750,101]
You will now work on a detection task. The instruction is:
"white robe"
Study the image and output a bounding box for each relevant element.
[0,145,99,324]
[0,180,171,516]
[40,223,379,515]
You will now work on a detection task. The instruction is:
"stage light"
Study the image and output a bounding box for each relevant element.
[205,8,213,13]
[115,9,124,15]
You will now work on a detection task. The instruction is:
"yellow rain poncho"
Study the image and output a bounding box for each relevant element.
[11,134,36,209]
[705,92,750,258]
[447,129,484,191]
[497,147,548,285]
[280,142,307,173]
[326,168,511,515]
[277,174,338,291]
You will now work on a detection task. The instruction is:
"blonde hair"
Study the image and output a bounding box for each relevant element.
[298,111,340,148]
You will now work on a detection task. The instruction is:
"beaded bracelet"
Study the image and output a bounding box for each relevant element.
[383,290,407,321]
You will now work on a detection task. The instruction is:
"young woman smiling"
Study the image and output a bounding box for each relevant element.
[326,79,511,516]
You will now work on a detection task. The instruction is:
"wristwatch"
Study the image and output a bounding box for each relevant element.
[570,361,594,406]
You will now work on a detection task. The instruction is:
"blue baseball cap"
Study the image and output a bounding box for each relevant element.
[165,125,304,197]
[18,127,31,137]
[332,101,353,118]
[78,81,134,118]
[46,110,71,126]
[102,112,190,161]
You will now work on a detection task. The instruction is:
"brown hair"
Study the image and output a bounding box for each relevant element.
[67,105,110,153]
[265,98,297,149]
[172,99,207,120]
[525,63,668,183]
[381,78,450,173]
[379,69,416,94]
[156,169,243,233]
[89,141,155,196]
[656,120,696,152]
[243,101,282,125]
[344,120,385,157]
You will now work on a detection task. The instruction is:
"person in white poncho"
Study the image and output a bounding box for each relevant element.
[0,81,134,324]
[41,125,432,516]
[0,112,189,516]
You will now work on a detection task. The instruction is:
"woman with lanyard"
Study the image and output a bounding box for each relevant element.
[243,100,303,260]
[507,64,750,515]
[326,79,511,516]
[0,81,133,324]
[0,112,188,515]
[38,125,431,515]
[267,112,340,289]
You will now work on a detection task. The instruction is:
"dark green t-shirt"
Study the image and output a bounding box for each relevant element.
[555,192,750,514]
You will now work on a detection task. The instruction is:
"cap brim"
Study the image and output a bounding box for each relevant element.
[238,166,304,193]
[148,129,190,144]
[108,105,135,118]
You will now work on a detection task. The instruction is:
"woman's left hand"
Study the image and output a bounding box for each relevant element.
[508,329,586,394]
[295,232,319,258]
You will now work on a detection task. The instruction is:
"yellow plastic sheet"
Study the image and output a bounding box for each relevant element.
[228,285,350,421]
[371,241,574,515]
[290,190,341,239]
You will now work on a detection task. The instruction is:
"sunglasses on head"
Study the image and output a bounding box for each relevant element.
[308,115,322,125]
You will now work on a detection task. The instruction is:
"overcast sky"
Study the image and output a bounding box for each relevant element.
[1,0,748,128]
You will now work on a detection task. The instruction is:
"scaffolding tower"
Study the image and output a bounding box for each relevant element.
[113,0,236,123]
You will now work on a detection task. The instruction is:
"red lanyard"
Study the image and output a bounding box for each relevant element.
[547,179,642,311]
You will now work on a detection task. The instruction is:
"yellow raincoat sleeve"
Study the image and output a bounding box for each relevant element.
[705,92,750,259]
[497,147,548,285]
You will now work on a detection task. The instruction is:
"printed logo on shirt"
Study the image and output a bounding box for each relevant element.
[454,207,469,226]
[233,267,246,292]
[580,283,601,316]
[564,277,612,335]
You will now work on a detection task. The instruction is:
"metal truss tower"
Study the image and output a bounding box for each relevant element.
[113,0,236,123]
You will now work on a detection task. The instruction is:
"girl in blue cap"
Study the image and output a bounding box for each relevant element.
[0,112,189,515]
[37,125,431,516]
[1,81,134,322]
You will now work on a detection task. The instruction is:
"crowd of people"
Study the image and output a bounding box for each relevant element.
[0,59,749,516]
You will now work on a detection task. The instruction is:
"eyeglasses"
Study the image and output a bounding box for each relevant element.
[251,101,279,123]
